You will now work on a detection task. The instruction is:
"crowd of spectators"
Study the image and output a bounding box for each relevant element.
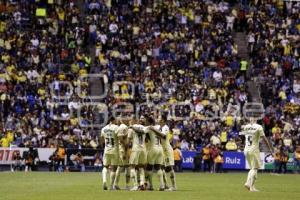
[0,0,299,171]
[244,1,300,155]
[0,0,247,151]
[0,0,99,149]
[84,0,251,153]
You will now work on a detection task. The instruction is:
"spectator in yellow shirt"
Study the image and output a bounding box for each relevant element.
[202,144,211,172]
[174,147,182,172]
[0,136,9,147]
[225,138,237,151]
[278,147,288,174]
[56,145,66,172]
[273,148,281,173]
[0,20,6,32]
[15,71,27,83]
[225,114,234,127]
[6,131,14,143]
[56,7,65,22]
[1,52,10,63]
[220,130,228,148]
[272,124,282,145]
[214,150,224,173]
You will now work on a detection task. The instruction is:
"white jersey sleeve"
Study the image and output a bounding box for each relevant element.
[117,124,128,137]
[162,125,170,136]
[161,125,172,151]
[131,124,146,133]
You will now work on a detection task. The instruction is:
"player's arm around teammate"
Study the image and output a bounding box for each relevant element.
[127,122,147,191]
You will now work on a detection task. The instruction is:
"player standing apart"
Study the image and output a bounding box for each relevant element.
[100,120,119,190]
[240,118,273,192]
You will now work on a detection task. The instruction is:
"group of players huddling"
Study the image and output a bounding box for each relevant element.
[100,115,177,191]
[100,115,273,192]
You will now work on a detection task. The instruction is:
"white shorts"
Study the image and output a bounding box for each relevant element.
[164,150,174,167]
[244,151,261,169]
[118,150,129,166]
[103,153,119,166]
[129,150,147,165]
[147,148,164,165]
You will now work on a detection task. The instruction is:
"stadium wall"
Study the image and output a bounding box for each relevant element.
[0,147,55,165]
[182,151,296,171]
[0,148,296,171]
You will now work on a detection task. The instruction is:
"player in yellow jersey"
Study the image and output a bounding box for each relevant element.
[128,117,147,191]
[160,117,177,191]
[239,118,273,192]
[144,116,166,191]
[100,119,119,190]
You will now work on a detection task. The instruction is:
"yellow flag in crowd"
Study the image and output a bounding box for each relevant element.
[36,8,47,17]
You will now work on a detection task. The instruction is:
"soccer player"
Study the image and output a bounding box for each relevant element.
[128,117,147,191]
[145,116,166,191]
[160,118,177,191]
[240,118,273,192]
[100,119,119,190]
[113,120,131,190]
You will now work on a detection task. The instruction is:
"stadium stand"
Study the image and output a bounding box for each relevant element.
[0,0,299,165]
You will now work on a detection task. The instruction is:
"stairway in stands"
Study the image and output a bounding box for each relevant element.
[233,29,270,151]
[77,1,104,128]
[233,31,261,103]
[234,32,249,60]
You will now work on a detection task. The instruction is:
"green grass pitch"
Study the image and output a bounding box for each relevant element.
[0,172,299,200]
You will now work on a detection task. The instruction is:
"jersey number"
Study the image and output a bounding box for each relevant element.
[106,137,114,147]
[138,135,143,145]
[246,136,253,146]
[155,136,160,145]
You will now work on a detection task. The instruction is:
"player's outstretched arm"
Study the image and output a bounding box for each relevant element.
[149,126,166,139]
[129,125,145,135]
